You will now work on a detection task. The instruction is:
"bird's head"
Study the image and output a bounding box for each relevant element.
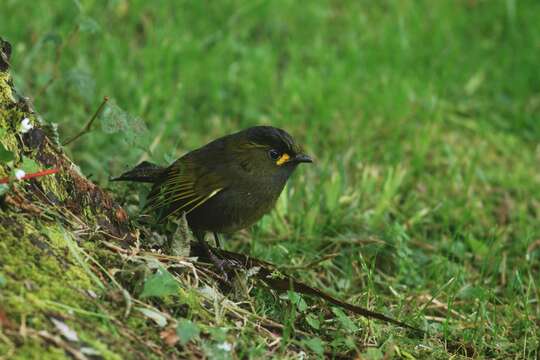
[231,126,312,179]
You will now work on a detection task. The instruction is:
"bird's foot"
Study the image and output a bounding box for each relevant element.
[208,251,236,284]
[196,239,236,285]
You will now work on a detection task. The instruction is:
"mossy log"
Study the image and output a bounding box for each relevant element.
[0,38,171,359]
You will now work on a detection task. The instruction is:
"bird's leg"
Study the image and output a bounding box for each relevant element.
[196,233,232,283]
[213,232,222,248]
[211,233,237,274]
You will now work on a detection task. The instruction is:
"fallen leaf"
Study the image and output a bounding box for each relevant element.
[115,207,128,223]
[80,347,101,356]
[0,307,16,330]
[51,317,79,342]
[160,327,180,347]
[176,319,200,345]
[140,266,180,299]
[137,307,168,327]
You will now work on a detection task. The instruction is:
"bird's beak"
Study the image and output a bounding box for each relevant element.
[293,154,313,164]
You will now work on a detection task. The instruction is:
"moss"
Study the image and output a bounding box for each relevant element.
[0,225,86,326]
[0,215,146,358]
[0,209,132,356]
[0,72,15,105]
[12,340,70,360]
[77,334,123,360]
[0,173,163,357]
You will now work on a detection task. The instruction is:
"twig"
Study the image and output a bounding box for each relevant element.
[33,330,87,360]
[62,96,109,146]
[0,332,15,360]
[0,168,58,184]
[527,239,540,256]
[283,253,339,270]
[190,242,425,334]
[101,240,131,254]
[137,123,165,163]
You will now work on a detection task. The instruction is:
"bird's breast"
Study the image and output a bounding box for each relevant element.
[187,178,286,234]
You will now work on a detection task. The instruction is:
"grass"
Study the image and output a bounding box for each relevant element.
[1,0,540,358]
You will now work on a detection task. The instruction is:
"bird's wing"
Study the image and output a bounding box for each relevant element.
[145,156,227,222]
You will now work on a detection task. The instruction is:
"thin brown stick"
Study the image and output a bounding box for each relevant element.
[33,330,87,360]
[63,96,109,146]
[283,253,339,270]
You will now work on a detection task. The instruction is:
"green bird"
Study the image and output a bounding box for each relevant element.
[113,126,312,275]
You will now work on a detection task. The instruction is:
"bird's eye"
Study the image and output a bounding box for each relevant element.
[268,149,280,161]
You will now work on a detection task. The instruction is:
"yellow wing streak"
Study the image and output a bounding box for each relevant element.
[146,190,197,210]
[167,188,223,219]
[144,159,226,221]
[158,187,196,197]
[163,178,192,186]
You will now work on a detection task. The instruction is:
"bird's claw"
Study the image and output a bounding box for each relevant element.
[209,254,236,283]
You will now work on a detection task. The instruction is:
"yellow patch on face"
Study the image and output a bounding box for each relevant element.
[276,153,291,166]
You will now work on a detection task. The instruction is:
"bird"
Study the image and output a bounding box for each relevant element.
[112,126,312,277]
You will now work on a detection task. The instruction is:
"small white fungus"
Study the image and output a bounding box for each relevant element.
[15,169,26,180]
[216,342,232,352]
[20,118,33,133]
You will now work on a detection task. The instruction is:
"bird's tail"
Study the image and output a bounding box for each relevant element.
[110,161,166,183]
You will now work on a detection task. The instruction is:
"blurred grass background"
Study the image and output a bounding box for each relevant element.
[2,0,540,357]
